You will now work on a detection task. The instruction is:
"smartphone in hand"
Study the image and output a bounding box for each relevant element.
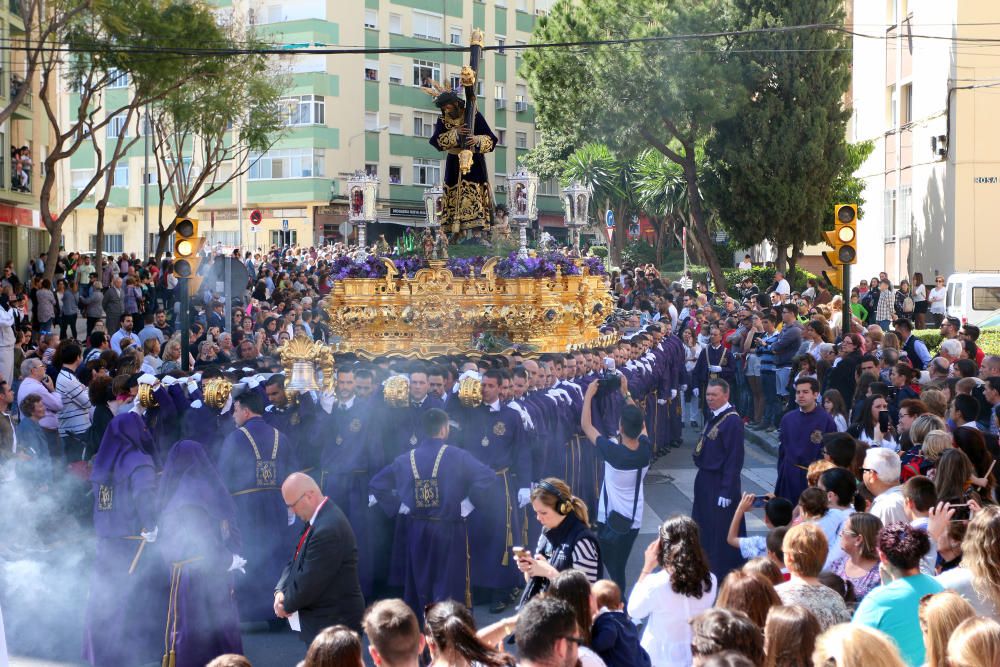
[878,410,890,433]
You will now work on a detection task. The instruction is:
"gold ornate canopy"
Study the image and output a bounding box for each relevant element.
[322,257,614,357]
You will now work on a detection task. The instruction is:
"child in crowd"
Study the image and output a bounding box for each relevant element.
[727,493,794,560]
[590,580,651,667]
[902,475,938,574]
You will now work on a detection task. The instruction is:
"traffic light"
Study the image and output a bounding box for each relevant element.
[822,204,858,266]
[172,216,205,294]
[822,265,844,292]
[821,204,858,293]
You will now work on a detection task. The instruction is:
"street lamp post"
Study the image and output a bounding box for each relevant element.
[562,181,590,253]
[422,182,444,255]
[347,170,379,258]
[507,167,538,259]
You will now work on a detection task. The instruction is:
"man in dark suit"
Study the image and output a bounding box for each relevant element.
[274,472,365,643]
[102,276,124,333]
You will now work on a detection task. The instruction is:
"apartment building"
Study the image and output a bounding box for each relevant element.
[0,2,54,272]
[60,0,560,255]
[848,0,1000,284]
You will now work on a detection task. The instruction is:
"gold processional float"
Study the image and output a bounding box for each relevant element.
[270,27,618,398]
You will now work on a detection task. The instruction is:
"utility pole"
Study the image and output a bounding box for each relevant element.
[142,106,150,259]
[179,277,190,371]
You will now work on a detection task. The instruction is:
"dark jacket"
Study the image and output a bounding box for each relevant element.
[276,499,365,643]
[591,610,651,667]
[825,351,861,406]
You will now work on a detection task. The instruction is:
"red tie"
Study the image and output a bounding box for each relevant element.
[294,524,312,560]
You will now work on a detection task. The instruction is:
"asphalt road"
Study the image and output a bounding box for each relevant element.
[4,422,778,667]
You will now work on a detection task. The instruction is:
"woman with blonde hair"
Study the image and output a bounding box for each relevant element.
[919,591,976,667]
[921,389,948,419]
[813,623,906,667]
[947,617,1000,667]
[911,415,947,451]
[775,523,850,630]
[517,478,601,604]
[936,504,1000,620]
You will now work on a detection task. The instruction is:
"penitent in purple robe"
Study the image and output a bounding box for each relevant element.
[370,437,496,621]
[691,405,746,580]
[217,415,299,622]
[83,412,166,667]
[158,440,243,667]
[318,395,383,600]
[774,406,839,504]
[182,403,235,462]
[455,403,531,591]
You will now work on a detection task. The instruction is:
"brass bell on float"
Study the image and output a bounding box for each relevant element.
[383,375,410,408]
[203,378,233,409]
[458,375,482,407]
[286,360,321,393]
[138,383,159,409]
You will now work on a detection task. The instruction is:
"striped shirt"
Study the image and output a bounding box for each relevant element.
[56,368,92,435]
[571,536,601,583]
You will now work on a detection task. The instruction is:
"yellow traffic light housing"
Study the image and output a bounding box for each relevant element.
[172,216,205,294]
[822,266,843,292]
[823,204,858,265]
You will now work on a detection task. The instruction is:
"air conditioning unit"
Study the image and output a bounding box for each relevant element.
[515,101,528,112]
[931,134,948,159]
[535,8,547,16]
[121,214,128,222]
[496,98,507,110]
[496,184,507,193]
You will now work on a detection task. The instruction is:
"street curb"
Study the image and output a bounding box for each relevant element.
[744,426,780,458]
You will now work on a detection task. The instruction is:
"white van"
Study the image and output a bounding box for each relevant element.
[946,273,1000,325]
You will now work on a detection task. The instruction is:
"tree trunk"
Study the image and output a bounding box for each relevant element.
[652,215,666,266]
[42,228,61,281]
[774,244,788,272]
[681,156,726,292]
[94,200,107,277]
[788,241,801,281]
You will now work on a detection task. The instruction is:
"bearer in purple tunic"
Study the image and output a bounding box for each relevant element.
[369,408,495,621]
[318,367,383,599]
[217,388,299,622]
[158,440,243,667]
[83,411,165,667]
[774,376,838,503]
[379,368,445,464]
[693,326,736,421]
[140,380,179,466]
[662,326,688,449]
[264,375,320,472]
[454,369,531,612]
[691,378,746,579]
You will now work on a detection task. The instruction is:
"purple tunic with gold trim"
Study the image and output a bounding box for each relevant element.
[774,406,838,503]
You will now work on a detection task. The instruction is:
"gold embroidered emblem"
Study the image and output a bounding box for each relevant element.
[256,460,277,487]
[290,412,301,426]
[810,429,823,444]
[411,446,447,509]
[349,418,362,433]
[493,421,506,436]
[98,484,113,511]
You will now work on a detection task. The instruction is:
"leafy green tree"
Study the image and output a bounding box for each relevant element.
[524,0,746,290]
[705,0,852,275]
[148,19,288,258]
[829,140,875,222]
[561,143,636,260]
[37,0,242,277]
[520,122,575,181]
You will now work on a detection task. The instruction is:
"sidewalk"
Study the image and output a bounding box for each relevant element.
[743,423,780,458]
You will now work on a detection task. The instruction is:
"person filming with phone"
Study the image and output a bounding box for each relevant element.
[849,395,899,451]
[515,478,602,607]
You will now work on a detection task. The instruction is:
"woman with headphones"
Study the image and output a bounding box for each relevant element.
[515,477,602,606]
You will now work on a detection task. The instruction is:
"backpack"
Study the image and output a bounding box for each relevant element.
[902,296,914,313]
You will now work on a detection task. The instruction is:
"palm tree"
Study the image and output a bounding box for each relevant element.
[561,143,635,260]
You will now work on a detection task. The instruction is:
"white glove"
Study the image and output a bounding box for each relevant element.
[319,390,336,414]
[190,372,203,383]
[693,388,700,397]
[399,503,411,515]
[717,497,731,508]
[189,399,203,409]
[228,554,247,574]
[681,385,688,391]
[287,508,296,526]
[460,497,475,518]
[709,365,722,373]
[670,389,678,400]
[185,380,199,394]
[161,375,178,386]
[368,494,377,508]
[518,488,531,508]
[657,399,666,406]
[141,527,158,543]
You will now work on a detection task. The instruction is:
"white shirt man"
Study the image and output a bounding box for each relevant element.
[773,272,791,296]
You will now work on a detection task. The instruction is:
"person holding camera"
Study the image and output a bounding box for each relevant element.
[581,373,652,594]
